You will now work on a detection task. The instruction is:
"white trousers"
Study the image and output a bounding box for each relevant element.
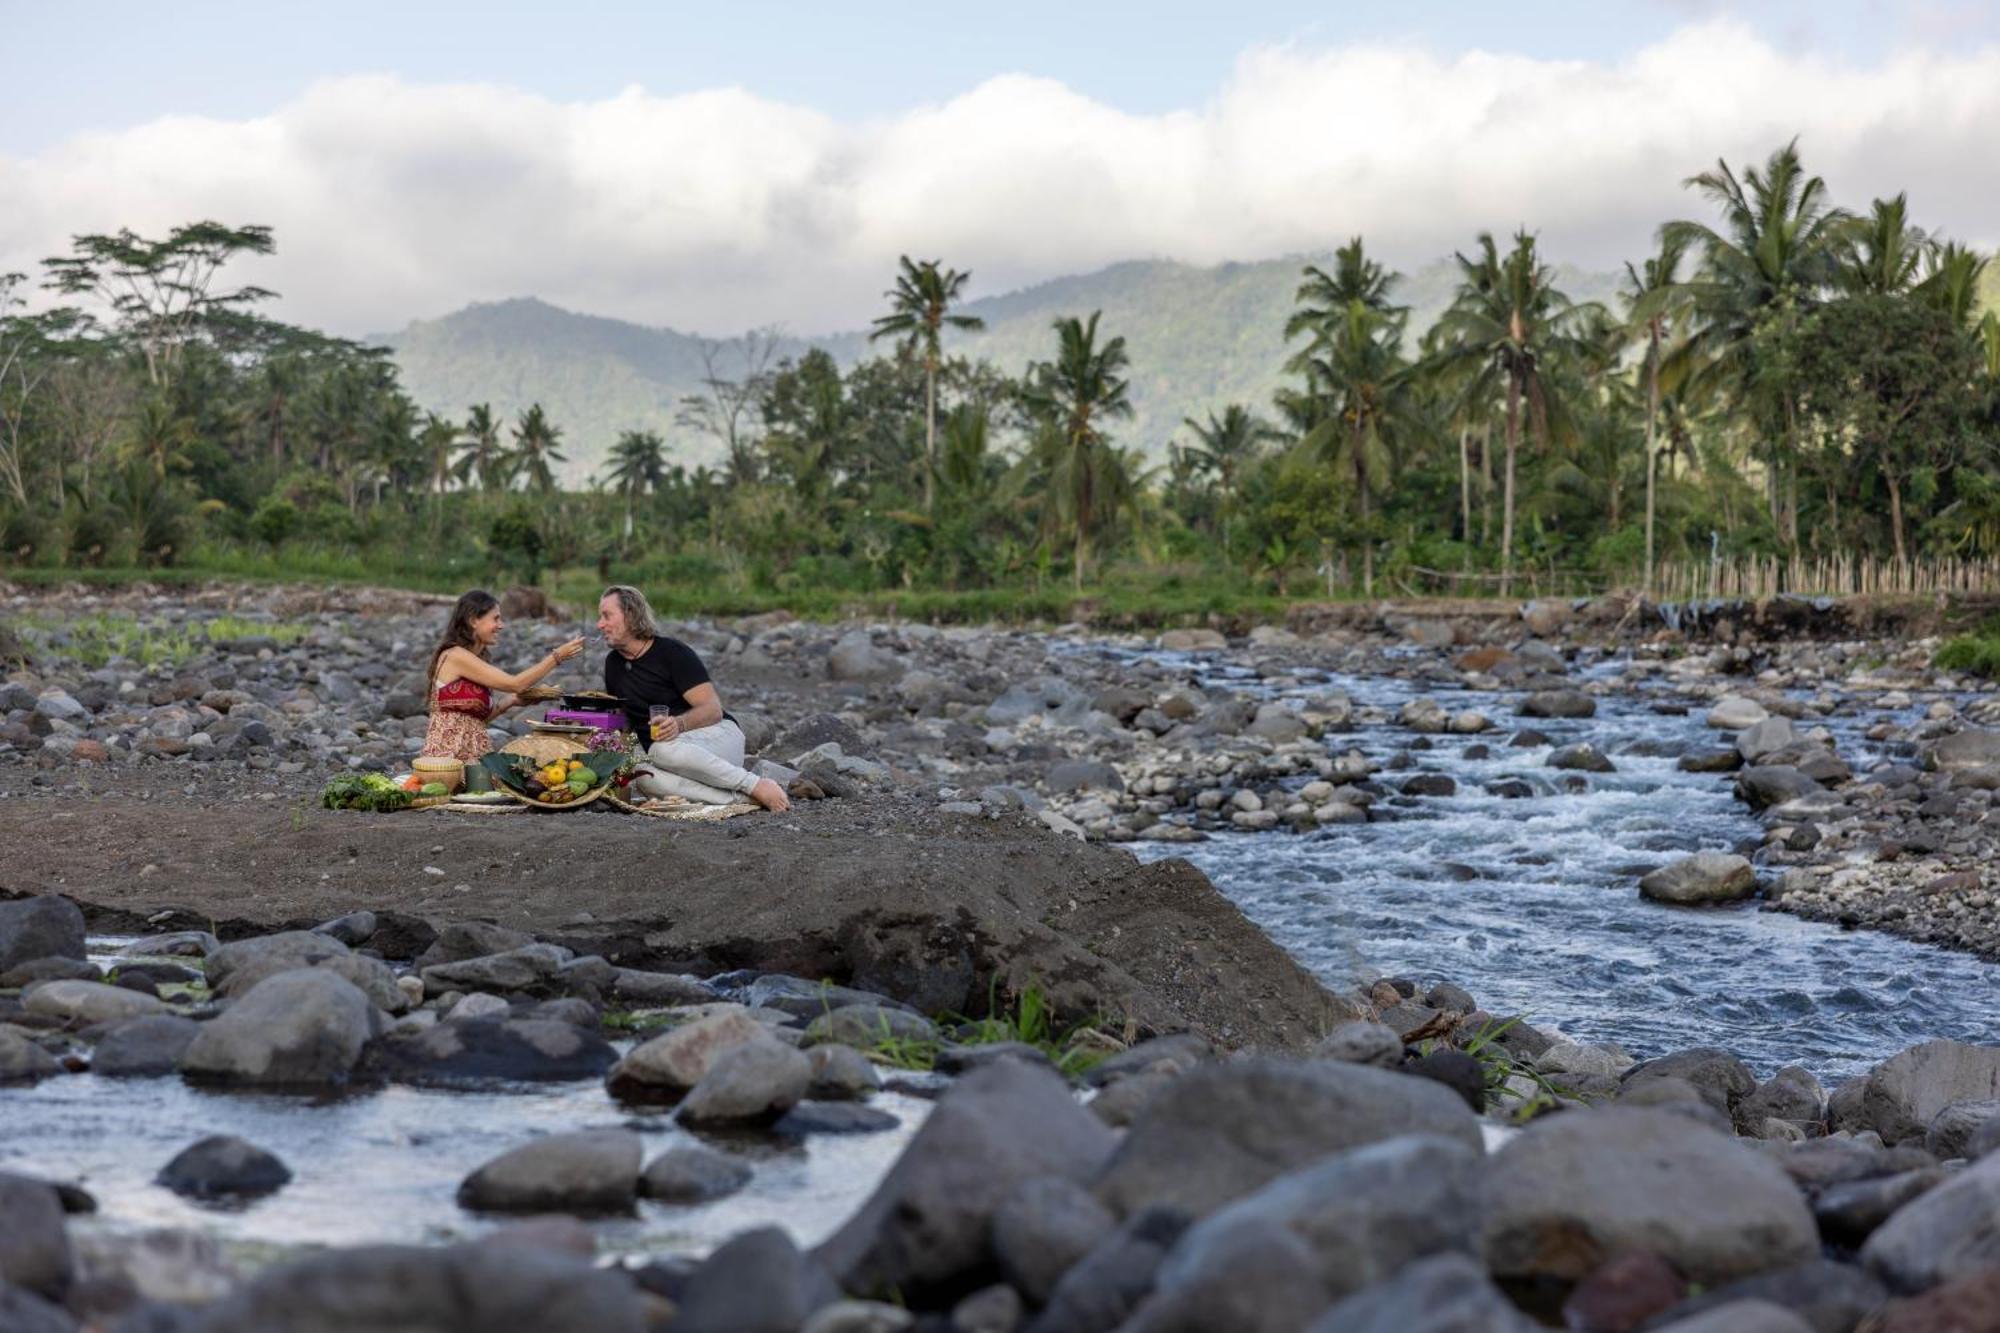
[632,718,757,805]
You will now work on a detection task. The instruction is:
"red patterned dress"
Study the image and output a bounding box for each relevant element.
[421,678,495,763]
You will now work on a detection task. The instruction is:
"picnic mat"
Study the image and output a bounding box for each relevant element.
[605,793,760,821]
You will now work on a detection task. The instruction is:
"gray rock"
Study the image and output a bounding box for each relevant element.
[605,1008,767,1101]
[1088,1069,1178,1127]
[360,1017,618,1087]
[1928,1098,2000,1159]
[610,968,716,1006]
[420,944,570,994]
[772,1101,901,1137]
[1736,717,1800,763]
[1650,1301,1814,1333]
[815,1059,1115,1301]
[1549,742,1617,773]
[1649,1259,1888,1333]
[806,1043,881,1099]
[804,1003,939,1048]
[1860,1149,2000,1292]
[0,1172,72,1298]
[0,957,98,987]
[22,978,167,1024]
[1922,727,2000,771]
[1735,766,1823,811]
[1154,1134,1481,1313]
[1084,1033,1211,1088]
[217,947,409,1015]
[1030,1207,1188,1333]
[1094,1058,1481,1219]
[1519,690,1595,719]
[1047,760,1125,794]
[1640,853,1757,905]
[678,1035,811,1125]
[91,1015,201,1076]
[991,1176,1117,1306]
[312,910,377,946]
[0,1028,61,1082]
[1735,1066,1826,1135]
[1707,696,1771,729]
[457,1130,642,1215]
[189,1241,645,1332]
[179,969,375,1086]
[157,1135,292,1200]
[1246,704,1309,743]
[1861,1040,2000,1146]
[674,1227,840,1333]
[1813,1167,1946,1248]
[640,1145,752,1204]
[1314,1020,1403,1068]
[1117,1215,1328,1333]
[828,631,906,683]
[800,1300,913,1333]
[204,930,351,990]
[984,677,1097,727]
[0,1286,73,1333]
[741,974,910,1020]
[0,896,85,973]
[414,921,536,967]
[1481,1107,1817,1287]
[1621,1047,1758,1118]
[952,1284,1024,1333]
[1306,1252,1537,1333]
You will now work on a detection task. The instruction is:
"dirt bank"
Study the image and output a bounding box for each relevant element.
[0,767,1346,1051]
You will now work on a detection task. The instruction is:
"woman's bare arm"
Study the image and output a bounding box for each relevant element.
[438,640,583,693]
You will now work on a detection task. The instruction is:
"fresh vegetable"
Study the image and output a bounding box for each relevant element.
[420,782,447,796]
[321,773,414,812]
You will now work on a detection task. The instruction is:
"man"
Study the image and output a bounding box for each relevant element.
[596,585,789,811]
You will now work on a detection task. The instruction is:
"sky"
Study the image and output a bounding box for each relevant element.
[3,1,1999,337]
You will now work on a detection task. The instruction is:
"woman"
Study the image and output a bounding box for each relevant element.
[420,590,586,763]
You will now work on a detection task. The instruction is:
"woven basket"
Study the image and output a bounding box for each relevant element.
[499,733,588,764]
[406,794,454,810]
[411,755,465,793]
[506,783,612,812]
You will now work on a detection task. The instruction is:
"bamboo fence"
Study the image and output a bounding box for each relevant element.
[1648,555,2000,602]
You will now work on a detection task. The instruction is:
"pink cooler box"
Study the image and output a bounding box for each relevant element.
[546,708,626,730]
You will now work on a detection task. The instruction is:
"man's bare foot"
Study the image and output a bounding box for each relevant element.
[749,777,791,812]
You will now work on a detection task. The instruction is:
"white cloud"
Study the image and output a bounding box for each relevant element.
[3,20,1997,338]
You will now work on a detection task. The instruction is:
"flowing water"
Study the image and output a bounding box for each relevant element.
[1106,644,2000,1082]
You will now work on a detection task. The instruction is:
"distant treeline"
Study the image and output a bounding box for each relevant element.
[2,140,1997,601]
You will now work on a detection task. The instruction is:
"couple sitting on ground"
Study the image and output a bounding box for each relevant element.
[419,585,790,812]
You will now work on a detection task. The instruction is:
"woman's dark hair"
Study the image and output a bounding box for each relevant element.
[427,589,499,697]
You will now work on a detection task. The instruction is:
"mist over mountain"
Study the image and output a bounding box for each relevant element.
[376,256,1620,480]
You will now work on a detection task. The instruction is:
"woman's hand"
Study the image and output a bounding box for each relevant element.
[552,637,586,664]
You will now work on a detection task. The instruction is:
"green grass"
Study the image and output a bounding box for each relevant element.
[1935,614,2000,679]
[1417,1016,1575,1123]
[847,979,1125,1078]
[14,611,310,669]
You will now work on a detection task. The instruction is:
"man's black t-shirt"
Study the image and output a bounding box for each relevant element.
[603,637,728,737]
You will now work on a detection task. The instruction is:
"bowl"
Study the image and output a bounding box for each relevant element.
[411,755,465,793]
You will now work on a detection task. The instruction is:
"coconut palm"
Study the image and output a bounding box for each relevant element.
[868,256,985,515]
[1622,231,1692,590]
[454,403,508,492]
[1915,242,1992,332]
[1662,139,1851,548]
[1434,230,1596,595]
[1838,194,1928,296]
[603,428,668,539]
[1021,311,1134,589]
[417,410,457,534]
[1284,237,1400,342]
[1179,404,1277,551]
[1290,300,1414,593]
[509,403,565,495]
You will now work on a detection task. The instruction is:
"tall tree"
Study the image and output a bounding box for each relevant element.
[1290,299,1414,593]
[509,403,565,495]
[868,256,985,516]
[455,403,507,491]
[1838,194,1928,296]
[676,331,779,486]
[1435,230,1594,595]
[1622,231,1692,589]
[1179,404,1276,552]
[1021,312,1135,589]
[603,428,668,539]
[419,411,458,534]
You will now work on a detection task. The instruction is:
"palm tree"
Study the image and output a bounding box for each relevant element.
[1915,242,1991,332]
[1291,300,1414,594]
[868,256,985,515]
[509,403,565,495]
[418,411,457,534]
[1434,230,1595,595]
[1021,311,1134,589]
[1622,231,1692,591]
[454,403,508,491]
[1838,194,1928,296]
[1284,237,1400,342]
[603,428,668,539]
[1179,404,1276,551]
[1662,139,1851,549]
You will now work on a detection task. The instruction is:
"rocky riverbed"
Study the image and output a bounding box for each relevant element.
[4,579,2000,1330]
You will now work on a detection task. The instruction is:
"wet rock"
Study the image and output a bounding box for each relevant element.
[420,944,571,994]
[675,1227,840,1333]
[1404,1049,1485,1113]
[157,1136,292,1201]
[611,967,718,1006]
[312,910,377,946]
[179,969,375,1087]
[1401,773,1457,797]
[1519,690,1595,719]
[0,1286,75,1333]
[1651,1300,1815,1332]
[360,1017,618,1087]
[605,1009,767,1102]
[1650,1259,1888,1333]
[0,1027,61,1082]
[677,1035,811,1125]
[991,1176,1117,1306]
[801,1300,913,1333]
[1707,696,1771,729]
[804,1004,940,1048]
[1866,1267,2000,1332]
[639,1145,752,1204]
[1481,1107,1817,1287]
[1735,766,1824,811]
[806,1043,882,1099]
[1927,1098,2000,1159]
[1032,1206,1189,1333]
[0,896,85,973]
[190,1241,645,1332]
[1861,1150,2000,1292]
[771,1101,901,1137]
[1094,1058,1481,1219]
[0,1172,73,1298]
[218,947,409,1015]
[1621,1047,1758,1118]
[1735,1066,1826,1134]
[1562,1250,1687,1332]
[1814,1167,1946,1247]
[815,1059,1115,1301]
[952,1284,1023,1333]
[1549,742,1617,773]
[1314,1020,1402,1068]
[1921,727,2000,772]
[91,1015,201,1076]
[740,974,907,1020]
[1640,853,1757,905]
[457,1129,642,1215]
[1736,717,1799,763]
[1307,1252,1537,1332]
[0,957,99,987]
[1863,1041,2000,1147]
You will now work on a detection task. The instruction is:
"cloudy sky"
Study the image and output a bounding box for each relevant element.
[4,1,1998,338]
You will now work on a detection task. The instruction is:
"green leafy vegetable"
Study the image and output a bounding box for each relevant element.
[320,772,413,812]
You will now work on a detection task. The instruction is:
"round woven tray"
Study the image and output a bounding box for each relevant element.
[505,784,613,812]
[499,733,588,764]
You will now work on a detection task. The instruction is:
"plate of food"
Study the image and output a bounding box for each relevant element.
[450,791,515,805]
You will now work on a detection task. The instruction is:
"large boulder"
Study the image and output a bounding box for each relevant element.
[92,1015,202,1076]
[1138,1135,1482,1325]
[1481,1107,1817,1287]
[1619,1048,1758,1118]
[827,631,906,683]
[189,1241,646,1332]
[984,676,1097,727]
[1518,690,1596,719]
[640,1145,753,1204]
[0,1172,73,1299]
[216,948,409,1015]
[1736,717,1799,763]
[1639,853,1757,905]
[814,1058,1116,1301]
[204,930,352,990]
[0,896,85,973]
[676,1035,811,1125]
[673,1227,840,1333]
[157,1135,292,1201]
[0,1028,62,1082]
[359,1018,618,1087]
[1922,727,2000,772]
[457,1130,642,1215]
[1734,766,1824,811]
[1707,696,1770,730]
[605,1009,767,1102]
[1927,1098,2000,1160]
[1861,1150,2000,1293]
[179,969,376,1086]
[1307,1253,1538,1333]
[1860,1040,2000,1147]
[419,944,571,994]
[21,978,167,1024]
[413,921,535,968]
[990,1176,1117,1306]
[1094,1059,1481,1219]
